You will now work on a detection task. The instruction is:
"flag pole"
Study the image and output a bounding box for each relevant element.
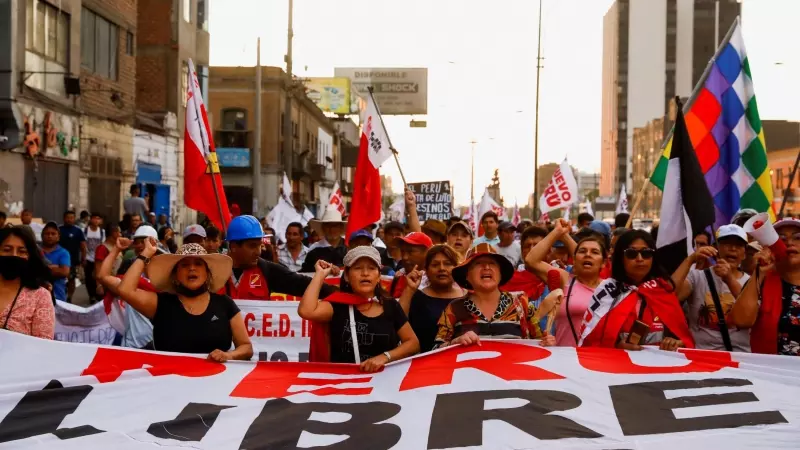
[366,86,408,186]
[189,74,227,233]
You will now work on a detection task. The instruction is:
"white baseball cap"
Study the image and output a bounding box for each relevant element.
[183,224,207,238]
[716,224,748,244]
[774,218,800,232]
[132,225,158,240]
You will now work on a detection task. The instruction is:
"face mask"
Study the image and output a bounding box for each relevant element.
[174,283,208,298]
[0,256,28,280]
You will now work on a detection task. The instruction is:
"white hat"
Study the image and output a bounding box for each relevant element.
[774,218,800,232]
[343,246,382,268]
[132,225,158,240]
[716,224,747,244]
[309,207,346,235]
[183,224,207,239]
[148,243,233,293]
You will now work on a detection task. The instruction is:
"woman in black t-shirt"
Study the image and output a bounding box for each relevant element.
[398,244,468,352]
[299,246,419,372]
[117,239,252,361]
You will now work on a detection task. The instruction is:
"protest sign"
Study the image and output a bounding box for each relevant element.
[539,159,579,214]
[54,300,117,345]
[3,330,800,448]
[407,181,452,221]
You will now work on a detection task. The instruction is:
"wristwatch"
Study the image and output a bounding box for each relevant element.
[136,254,151,265]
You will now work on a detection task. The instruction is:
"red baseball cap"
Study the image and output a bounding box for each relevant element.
[397,231,433,249]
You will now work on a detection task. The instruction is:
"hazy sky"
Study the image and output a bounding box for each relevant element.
[210,0,800,207]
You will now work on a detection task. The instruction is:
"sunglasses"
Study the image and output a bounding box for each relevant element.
[623,248,655,260]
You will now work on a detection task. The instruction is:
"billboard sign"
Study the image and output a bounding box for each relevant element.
[305,78,351,114]
[334,68,428,115]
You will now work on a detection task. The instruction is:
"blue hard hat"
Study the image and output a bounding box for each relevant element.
[226,215,264,242]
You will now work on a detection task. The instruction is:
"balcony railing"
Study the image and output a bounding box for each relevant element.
[215,130,252,149]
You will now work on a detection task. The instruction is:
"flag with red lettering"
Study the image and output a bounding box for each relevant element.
[345,94,393,242]
[538,159,579,214]
[328,181,346,216]
[511,202,521,227]
[183,59,232,229]
[3,329,800,448]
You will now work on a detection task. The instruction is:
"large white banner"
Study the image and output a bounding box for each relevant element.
[54,300,116,345]
[235,300,308,362]
[2,330,800,448]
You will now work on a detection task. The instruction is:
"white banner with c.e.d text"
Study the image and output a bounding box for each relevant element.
[235,299,309,362]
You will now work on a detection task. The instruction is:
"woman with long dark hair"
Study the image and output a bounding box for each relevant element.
[0,227,55,338]
[299,246,419,372]
[579,229,693,351]
[398,244,468,352]
[525,221,605,346]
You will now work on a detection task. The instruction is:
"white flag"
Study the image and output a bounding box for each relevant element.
[388,196,405,222]
[538,159,579,214]
[328,182,346,216]
[362,94,393,169]
[584,201,595,217]
[478,189,506,222]
[267,197,303,244]
[282,172,294,207]
[301,207,314,226]
[616,184,629,214]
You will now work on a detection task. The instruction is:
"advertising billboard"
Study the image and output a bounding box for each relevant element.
[334,68,428,115]
[305,77,351,114]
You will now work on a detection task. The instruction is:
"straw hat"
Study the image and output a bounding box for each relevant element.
[148,243,233,293]
[452,243,515,289]
[309,206,347,236]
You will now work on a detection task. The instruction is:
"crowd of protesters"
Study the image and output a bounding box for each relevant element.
[1,185,799,370]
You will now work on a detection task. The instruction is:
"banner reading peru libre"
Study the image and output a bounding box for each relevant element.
[2,331,800,449]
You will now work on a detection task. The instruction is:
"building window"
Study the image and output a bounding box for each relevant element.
[217,109,248,147]
[195,64,208,100]
[81,8,119,79]
[183,0,191,23]
[197,0,208,30]
[126,31,134,56]
[26,0,69,65]
[181,61,188,107]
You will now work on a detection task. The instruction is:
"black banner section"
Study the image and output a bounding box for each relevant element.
[428,389,602,448]
[408,181,452,221]
[240,398,401,450]
[148,402,234,442]
[611,378,787,435]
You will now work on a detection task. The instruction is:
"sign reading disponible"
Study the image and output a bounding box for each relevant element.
[408,181,452,221]
[2,331,799,448]
[334,67,428,115]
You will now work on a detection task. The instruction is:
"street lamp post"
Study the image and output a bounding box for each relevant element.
[533,0,543,220]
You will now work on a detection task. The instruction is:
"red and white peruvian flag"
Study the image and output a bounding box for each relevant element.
[328,181,346,216]
[345,94,393,242]
[183,59,231,229]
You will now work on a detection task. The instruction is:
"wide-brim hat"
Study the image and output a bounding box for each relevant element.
[452,243,515,289]
[148,243,233,293]
[309,207,347,235]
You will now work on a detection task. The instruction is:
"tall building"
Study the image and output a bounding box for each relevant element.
[600,0,740,197]
[763,120,800,218]
[631,118,665,219]
[0,0,138,222]
[208,66,338,217]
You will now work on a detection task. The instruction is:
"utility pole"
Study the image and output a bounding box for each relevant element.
[714,0,720,47]
[253,37,262,216]
[282,0,294,190]
[533,0,543,220]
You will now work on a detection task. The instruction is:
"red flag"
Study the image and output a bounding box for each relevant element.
[345,94,393,242]
[183,59,232,229]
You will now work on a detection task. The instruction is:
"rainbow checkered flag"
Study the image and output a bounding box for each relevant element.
[650,17,775,228]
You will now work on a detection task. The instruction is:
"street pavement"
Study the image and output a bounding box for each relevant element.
[71,284,92,307]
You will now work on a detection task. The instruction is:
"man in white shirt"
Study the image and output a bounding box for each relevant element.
[495,221,521,266]
[673,224,751,351]
[471,211,500,248]
[277,222,309,273]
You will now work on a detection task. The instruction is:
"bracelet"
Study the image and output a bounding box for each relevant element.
[383,351,392,362]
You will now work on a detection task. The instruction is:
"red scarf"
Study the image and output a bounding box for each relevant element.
[308,292,373,362]
[750,272,783,355]
[599,259,612,279]
[581,278,694,348]
[501,269,545,299]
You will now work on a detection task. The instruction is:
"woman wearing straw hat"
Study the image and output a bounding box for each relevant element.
[117,239,253,361]
[434,243,558,348]
[298,246,419,372]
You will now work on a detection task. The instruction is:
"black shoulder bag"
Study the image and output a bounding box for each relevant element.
[564,277,579,344]
[703,268,733,352]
